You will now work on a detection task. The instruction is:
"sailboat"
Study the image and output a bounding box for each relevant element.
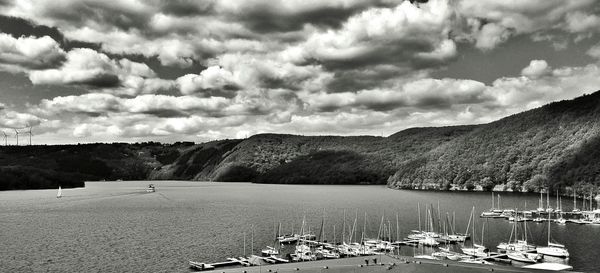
[57,186,62,198]
[262,223,280,256]
[501,214,541,263]
[537,214,569,258]
[497,209,536,252]
[461,206,488,258]
[481,192,503,218]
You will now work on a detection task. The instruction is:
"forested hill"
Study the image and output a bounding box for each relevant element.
[1,91,600,193]
[387,91,600,193]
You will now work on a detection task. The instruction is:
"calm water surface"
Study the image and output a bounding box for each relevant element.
[1,182,598,272]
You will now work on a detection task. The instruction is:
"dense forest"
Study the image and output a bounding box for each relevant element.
[1,91,600,196]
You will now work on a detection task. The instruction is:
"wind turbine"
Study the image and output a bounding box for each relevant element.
[14,129,19,146]
[2,131,7,146]
[27,126,32,145]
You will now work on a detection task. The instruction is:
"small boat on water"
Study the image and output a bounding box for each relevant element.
[261,246,278,256]
[506,251,540,263]
[146,184,156,192]
[537,242,569,258]
[57,186,62,198]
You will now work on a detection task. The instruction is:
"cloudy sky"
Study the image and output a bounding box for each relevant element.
[1,0,600,144]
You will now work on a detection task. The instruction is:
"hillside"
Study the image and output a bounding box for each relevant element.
[387,91,600,194]
[1,91,600,195]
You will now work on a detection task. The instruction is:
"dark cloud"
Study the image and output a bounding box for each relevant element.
[0,15,64,41]
[238,6,365,33]
[0,15,99,51]
[140,109,188,118]
[72,73,121,88]
[41,2,150,32]
[157,0,215,17]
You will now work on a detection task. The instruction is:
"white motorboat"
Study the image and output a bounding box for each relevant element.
[146,184,156,192]
[56,186,62,198]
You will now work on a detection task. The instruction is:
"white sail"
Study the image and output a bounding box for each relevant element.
[57,186,62,198]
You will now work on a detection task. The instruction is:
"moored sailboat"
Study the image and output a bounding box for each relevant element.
[537,214,569,258]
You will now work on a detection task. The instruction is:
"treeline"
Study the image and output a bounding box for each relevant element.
[0,142,191,190]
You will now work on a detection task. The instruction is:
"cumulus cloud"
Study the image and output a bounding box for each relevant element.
[0,110,42,128]
[588,43,600,59]
[457,0,597,49]
[287,0,455,69]
[0,34,65,71]
[176,66,239,96]
[29,48,173,95]
[521,60,551,78]
[1,0,600,143]
[305,78,490,112]
[564,11,600,33]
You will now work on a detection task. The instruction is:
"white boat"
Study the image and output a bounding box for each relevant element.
[277,234,299,243]
[536,215,569,258]
[414,254,438,260]
[497,240,536,252]
[418,236,439,246]
[537,242,569,258]
[146,184,155,192]
[462,244,489,258]
[507,251,539,263]
[315,247,340,259]
[261,246,278,257]
[57,186,62,198]
[459,258,494,265]
[291,245,316,261]
[498,211,536,252]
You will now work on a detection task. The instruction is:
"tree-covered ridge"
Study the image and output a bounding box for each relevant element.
[387,91,600,193]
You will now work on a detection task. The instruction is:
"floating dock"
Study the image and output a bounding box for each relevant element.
[190,254,579,273]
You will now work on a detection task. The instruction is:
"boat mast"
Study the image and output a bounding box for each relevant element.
[547,187,550,210]
[573,188,577,210]
[471,206,476,246]
[547,208,551,244]
[342,209,346,244]
[498,194,501,210]
[465,207,473,236]
[396,212,399,243]
[491,192,494,210]
[333,225,336,245]
[418,203,421,232]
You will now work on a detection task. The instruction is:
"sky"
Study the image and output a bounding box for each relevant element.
[1,0,600,144]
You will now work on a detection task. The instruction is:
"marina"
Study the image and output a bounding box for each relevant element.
[187,192,588,272]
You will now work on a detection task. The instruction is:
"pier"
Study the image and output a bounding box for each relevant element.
[191,255,577,273]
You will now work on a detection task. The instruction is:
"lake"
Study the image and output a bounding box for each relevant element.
[1,181,598,272]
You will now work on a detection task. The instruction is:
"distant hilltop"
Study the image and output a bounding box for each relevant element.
[1,90,600,195]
